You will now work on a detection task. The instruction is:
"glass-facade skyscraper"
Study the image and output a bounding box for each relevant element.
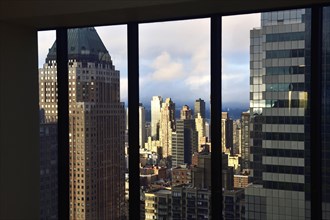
[246,9,311,219]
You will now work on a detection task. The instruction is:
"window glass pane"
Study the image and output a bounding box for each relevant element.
[38,30,58,219]
[222,9,311,219]
[139,19,211,220]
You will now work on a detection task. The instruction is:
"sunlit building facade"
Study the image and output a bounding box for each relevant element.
[39,27,125,220]
[246,9,310,219]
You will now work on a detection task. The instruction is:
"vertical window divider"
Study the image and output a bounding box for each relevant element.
[310,5,322,220]
[56,28,70,220]
[211,15,223,220]
[128,23,140,220]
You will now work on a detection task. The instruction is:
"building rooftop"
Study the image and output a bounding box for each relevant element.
[46,27,111,63]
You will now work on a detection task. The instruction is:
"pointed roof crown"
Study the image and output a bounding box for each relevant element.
[46,27,112,64]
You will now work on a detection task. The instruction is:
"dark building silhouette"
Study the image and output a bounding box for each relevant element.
[40,111,58,220]
[194,98,206,119]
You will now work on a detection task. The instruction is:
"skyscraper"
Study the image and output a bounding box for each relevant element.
[225,118,234,154]
[180,105,192,120]
[40,111,58,220]
[172,118,197,167]
[232,119,241,155]
[195,113,206,152]
[221,112,228,153]
[151,96,162,140]
[241,111,250,171]
[39,27,125,219]
[139,103,146,148]
[194,98,206,118]
[159,98,176,158]
[246,9,310,219]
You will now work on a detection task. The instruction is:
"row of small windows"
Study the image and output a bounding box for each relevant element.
[263,149,305,158]
[265,99,307,108]
[263,180,305,192]
[254,116,305,125]
[266,66,305,75]
[266,32,305,42]
[266,83,305,92]
[264,132,305,141]
[266,49,305,59]
[40,76,57,80]
[265,164,305,175]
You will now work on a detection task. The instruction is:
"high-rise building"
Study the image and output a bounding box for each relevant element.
[241,111,250,171]
[226,118,234,154]
[39,27,125,219]
[195,113,206,151]
[40,112,58,220]
[232,119,241,155]
[205,121,210,140]
[221,112,228,153]
[246,9,310,219]
[180,104,192,119]
[194,98,206,118]
[172,118,197,167]
[159,98,176,158]
[139,103,146,148]
[151,96,162,139]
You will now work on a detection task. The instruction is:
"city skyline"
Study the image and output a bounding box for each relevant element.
[38,14,260,107]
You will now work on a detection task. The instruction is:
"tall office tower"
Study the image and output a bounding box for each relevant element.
[194,98,206,118]
[172,119,197,167]
[225,118,234,154]
[139,103,146,148]
[221,112,228,152]
[241,111,250,171]
[40,112,58,220]
[39,27,125,219]
[246,9,310,219]
[151,96,162,139]
[232,119,241,155]
[205,121,210,140]
[195,113,206,151]
[159,98,176,158]
[180,105,192,119]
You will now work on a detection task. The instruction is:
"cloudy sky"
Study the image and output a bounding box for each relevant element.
[38,13,260,108]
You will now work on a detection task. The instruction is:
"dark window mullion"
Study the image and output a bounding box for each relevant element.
[211,15,222,220]
[128,23,140,220]
[56,28,70,220]
[310,6,322,220]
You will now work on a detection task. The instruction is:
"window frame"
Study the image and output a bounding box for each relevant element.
[53,4,325,220]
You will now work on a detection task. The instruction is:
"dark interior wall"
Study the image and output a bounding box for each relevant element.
[1,0,330,29]
[0,1,328,219]
[0,22,39,219]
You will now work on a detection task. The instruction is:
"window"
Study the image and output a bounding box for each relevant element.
[35,5,327,220]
